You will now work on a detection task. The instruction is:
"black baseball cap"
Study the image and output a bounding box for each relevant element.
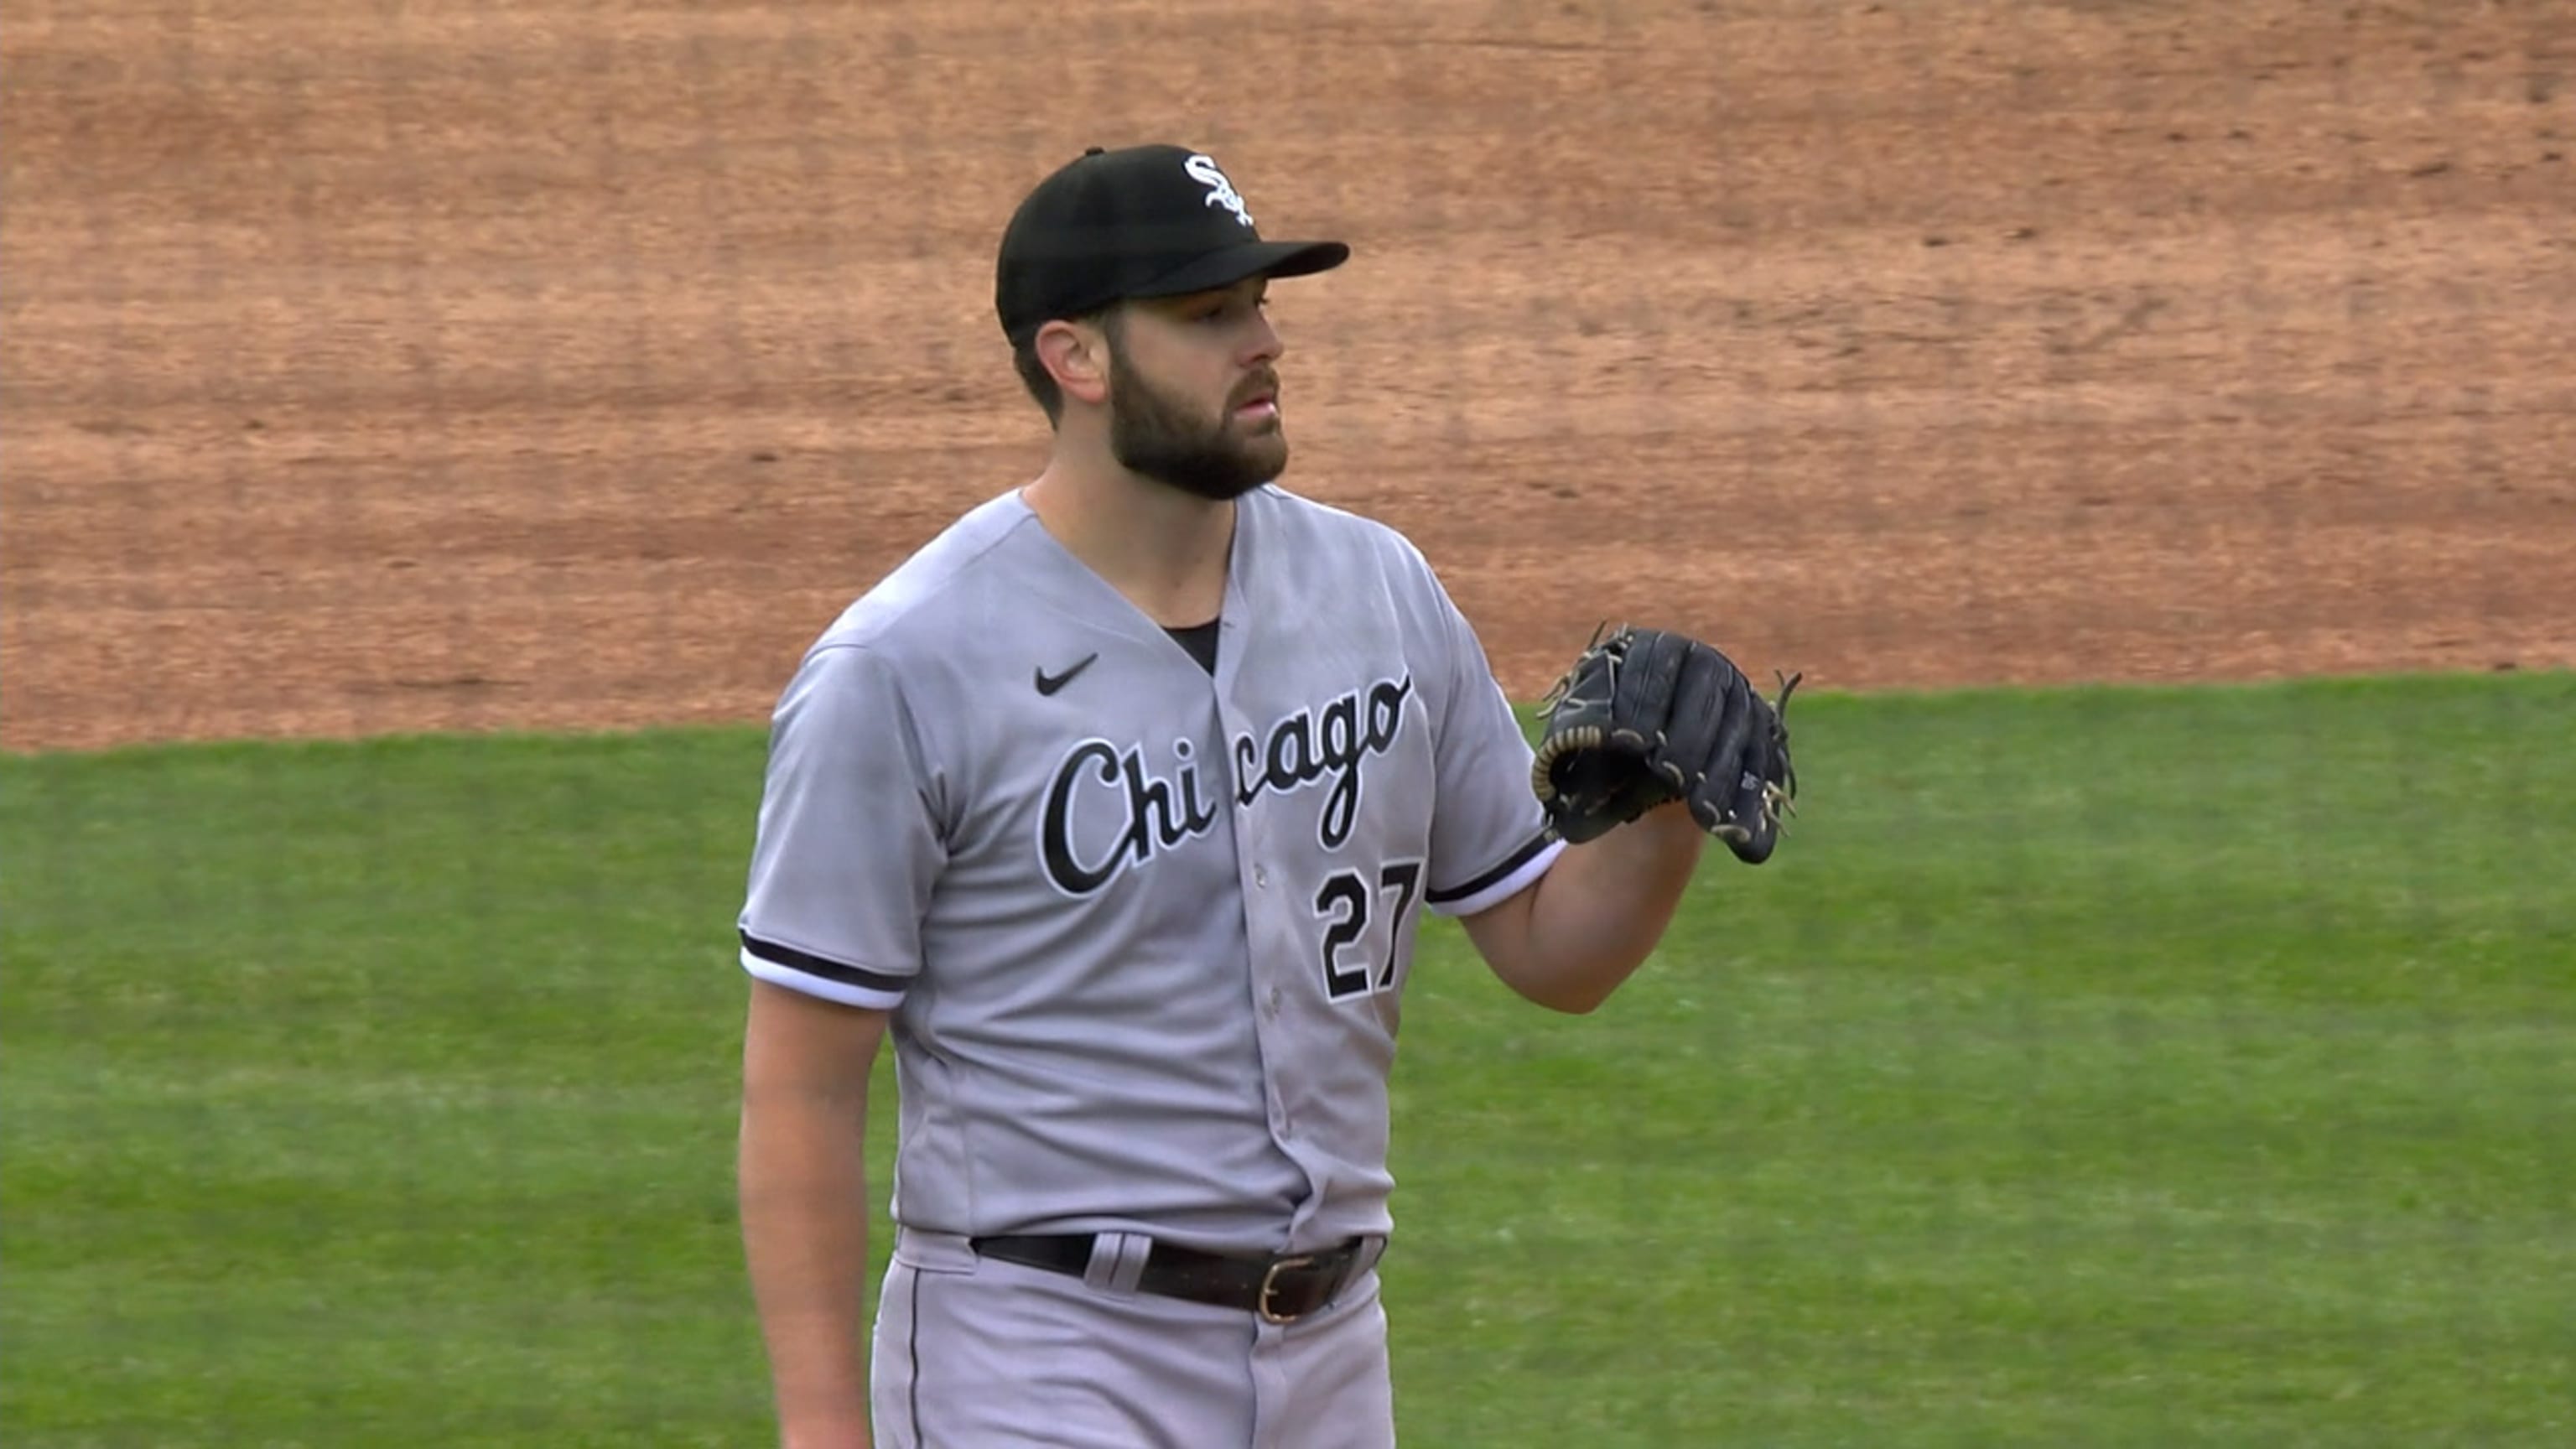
[995,144,1350,345]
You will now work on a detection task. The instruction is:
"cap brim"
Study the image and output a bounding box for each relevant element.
[1128,240,1352,300]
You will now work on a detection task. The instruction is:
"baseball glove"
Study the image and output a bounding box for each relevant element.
[1530,626,1800,863]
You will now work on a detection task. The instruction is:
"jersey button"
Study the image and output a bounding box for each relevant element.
[1265,986,1283,1017]
[1253,866,1270,889]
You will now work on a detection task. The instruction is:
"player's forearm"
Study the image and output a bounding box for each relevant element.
[1482,804,1705,1013]
[740,1089,875,1449]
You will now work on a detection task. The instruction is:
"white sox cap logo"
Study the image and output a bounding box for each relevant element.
[1183,153,1254,228]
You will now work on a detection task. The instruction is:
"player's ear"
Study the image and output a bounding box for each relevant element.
[1036,315,1114,410]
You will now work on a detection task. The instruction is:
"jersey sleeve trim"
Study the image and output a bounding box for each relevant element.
[739,929,911,1007]
[1425,833,1564,918]
[741,950,906,1010]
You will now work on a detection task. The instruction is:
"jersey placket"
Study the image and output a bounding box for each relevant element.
[1217,692,1319,1218]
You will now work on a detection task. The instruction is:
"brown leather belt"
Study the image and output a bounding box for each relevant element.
[969,1233,1367,1325]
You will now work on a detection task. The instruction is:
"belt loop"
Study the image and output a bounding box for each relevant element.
[894,1226,981,1273]
[1329,1235,1387,1305]
[1083,1232,1151,1296]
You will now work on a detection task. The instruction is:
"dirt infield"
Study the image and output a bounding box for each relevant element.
[5,0,2570,752]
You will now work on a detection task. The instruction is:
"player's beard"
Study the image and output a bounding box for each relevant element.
[1106,348,1286,502]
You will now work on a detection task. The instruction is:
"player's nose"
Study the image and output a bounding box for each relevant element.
[1244,308,1284,366]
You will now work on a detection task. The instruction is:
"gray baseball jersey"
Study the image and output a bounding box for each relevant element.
[737,484,1561,1255]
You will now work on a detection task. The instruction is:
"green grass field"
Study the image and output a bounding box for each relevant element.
[5,673,2571,1446]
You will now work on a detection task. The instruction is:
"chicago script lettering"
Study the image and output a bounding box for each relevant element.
[1231,675,1412,849]
[1040,738,1227,896]
[1040,674,1415,896]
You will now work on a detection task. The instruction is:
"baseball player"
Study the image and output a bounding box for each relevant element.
[735,143,1796,1449]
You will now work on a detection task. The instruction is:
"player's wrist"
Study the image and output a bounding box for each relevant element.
[777,1410,872,1449]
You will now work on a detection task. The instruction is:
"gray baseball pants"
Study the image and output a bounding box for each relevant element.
[871,1227,1395,1448]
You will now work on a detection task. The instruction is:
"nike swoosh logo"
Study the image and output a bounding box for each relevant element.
[1034,653,1100,697]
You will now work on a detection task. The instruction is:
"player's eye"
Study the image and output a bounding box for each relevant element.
[1197,292,1266,323]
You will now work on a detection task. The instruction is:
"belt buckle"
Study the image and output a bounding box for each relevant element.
[1256,1253,1319,1325]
